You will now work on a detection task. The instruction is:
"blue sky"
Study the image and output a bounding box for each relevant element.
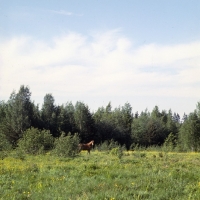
[1,0,200,116]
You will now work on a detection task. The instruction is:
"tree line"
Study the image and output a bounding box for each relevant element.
[1,85,200,152]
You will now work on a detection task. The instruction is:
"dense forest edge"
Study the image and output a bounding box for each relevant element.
[1,85,200,156]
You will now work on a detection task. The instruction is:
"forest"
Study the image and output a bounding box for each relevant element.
[1,85,200,152]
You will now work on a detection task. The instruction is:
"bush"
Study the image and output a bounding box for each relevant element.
[11,149,26,160]
[0,132,12,151]
[110,147,119,155]
[0,132,12,159]
[97,140,120,151]
[53,132,80,157]
[163,133,177,152]
[17,127,54,154]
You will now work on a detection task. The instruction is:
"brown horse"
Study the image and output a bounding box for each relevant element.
[78,140,94,154]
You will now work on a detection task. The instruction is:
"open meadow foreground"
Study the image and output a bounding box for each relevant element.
[1,150,200,200]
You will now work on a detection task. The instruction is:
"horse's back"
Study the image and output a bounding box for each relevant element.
[78,140,94,154]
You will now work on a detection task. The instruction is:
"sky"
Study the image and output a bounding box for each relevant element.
[0,0,200,116]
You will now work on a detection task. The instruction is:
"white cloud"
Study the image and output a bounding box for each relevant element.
[0,30,200,114]
[133,42,200,67]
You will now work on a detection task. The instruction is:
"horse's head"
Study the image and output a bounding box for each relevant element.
[90,140,94,146]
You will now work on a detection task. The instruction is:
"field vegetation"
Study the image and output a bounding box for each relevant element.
[1,149,200,200]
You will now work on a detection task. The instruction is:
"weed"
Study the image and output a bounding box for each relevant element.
[1,150,200,199]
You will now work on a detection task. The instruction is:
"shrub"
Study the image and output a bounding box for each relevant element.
[110,147,123,159]
[0,132,12,159]
[11,149,26,160]
[163,133,177,152]
[53,132,80,157]
[17,127,54,154]
[129,143,136,151]
[0,132,12,151]
[97,140,120,151]
[110,147,119,155]
[130,143,146,151]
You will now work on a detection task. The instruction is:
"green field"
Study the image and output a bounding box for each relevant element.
[1,150,200,200]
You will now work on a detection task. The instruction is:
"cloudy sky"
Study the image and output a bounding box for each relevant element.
[0,1,200,116]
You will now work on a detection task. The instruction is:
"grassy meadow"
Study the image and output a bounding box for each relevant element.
[1,150,200,200]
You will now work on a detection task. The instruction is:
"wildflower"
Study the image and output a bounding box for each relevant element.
[27,192,31,197]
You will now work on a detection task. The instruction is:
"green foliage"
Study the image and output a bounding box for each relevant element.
[53,132,80,157]
[3,86,200,151]
[41,94,60,137]
[97,139,120,151]
[94,102,133,146]
[110,147,119,155]
[3,85,33,145]
[131,110,149,145]
[110,147,124,159]
[2,151,200,199]
[11,149,26,161]
[97,140,125,159]
[129,143,146,151]
[17,127,54,154]
[0,133,12,159]
[58,103,77,135]
[166,109,179,135]
[112,103,133,146]
[163,133,177,152]
[0,117,12,157]
[178,112,200,152]
[151,105,161,119]
[196,102,200,118]
[31,103,43,129]
[0,151,8,160]
[0,132,12,151]
[131,110,166,146]
[74,101,95,142]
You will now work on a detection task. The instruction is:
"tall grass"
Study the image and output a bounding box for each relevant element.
[1,150,200,199]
